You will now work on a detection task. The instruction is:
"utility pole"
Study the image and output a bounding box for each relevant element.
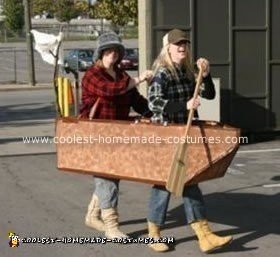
[23,0,36,86]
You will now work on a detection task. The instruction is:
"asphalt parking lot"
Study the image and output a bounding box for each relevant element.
[1,136,279,257]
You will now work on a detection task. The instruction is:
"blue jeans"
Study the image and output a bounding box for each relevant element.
[94,177,119,209]
[148,184,206,226]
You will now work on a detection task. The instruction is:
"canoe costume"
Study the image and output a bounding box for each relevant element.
[79,29,233,253]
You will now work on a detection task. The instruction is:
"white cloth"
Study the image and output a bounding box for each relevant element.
[31,30,64,66]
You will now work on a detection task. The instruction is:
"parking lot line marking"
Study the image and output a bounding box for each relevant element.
[262,183,280,188]
[237,148,280,154]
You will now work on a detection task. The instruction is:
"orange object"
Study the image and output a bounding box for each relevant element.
[56,118,240,186]
[67,81,74,105]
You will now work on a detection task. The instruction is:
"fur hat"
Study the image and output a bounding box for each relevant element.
[93,32,125,63]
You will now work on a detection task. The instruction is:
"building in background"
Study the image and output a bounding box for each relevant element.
[138,0,280,134]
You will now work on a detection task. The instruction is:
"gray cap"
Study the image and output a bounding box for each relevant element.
[93,32,125,63]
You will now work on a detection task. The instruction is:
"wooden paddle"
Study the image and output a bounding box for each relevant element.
[166,67,204,197]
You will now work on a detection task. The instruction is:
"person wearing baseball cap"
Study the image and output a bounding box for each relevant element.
[162,28,191,46]
[146,29,233,253]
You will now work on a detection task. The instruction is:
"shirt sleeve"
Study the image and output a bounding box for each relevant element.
[80,72,97,117]
[148,69,169,113]
[163,74,215,115]
[82,67,131,99]
[199,74,216,99]
[131,88,153,117]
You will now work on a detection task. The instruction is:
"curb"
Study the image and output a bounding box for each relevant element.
[0,151,56,158]
[0,84,53,92]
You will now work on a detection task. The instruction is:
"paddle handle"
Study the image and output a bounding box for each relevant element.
[166,67,204,196]
[177,67,204,160]
[183,67,204,138]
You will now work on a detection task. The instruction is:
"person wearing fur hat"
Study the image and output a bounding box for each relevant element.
[80,31,153,239]
[146,29,233,253]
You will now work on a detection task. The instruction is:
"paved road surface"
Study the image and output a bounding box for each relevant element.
[1,148,280,257]
[0,87,280,257]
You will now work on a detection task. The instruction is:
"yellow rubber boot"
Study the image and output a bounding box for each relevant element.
[148,221,169,252]
[190,220,232,253]
[85,194,105,231]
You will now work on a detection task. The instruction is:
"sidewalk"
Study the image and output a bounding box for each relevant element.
[0,84,56,156]
[0,83,52,92]
[0,118,56,156]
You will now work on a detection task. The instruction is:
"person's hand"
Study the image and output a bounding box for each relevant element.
[139,70,153,83]
[128,70,154,90]
[196,58,210,77]
[187,97,201,110]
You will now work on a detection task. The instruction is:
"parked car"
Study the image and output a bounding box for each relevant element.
[120,48,138,70]
[64,49,94,72]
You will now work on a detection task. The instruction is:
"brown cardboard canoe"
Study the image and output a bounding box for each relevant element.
[56,118,240,185]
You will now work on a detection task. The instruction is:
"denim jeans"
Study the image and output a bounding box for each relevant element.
[147,184,206,226]
[94,177,119,209]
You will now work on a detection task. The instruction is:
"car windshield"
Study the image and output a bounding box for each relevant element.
[125,48,138,57]
[79,50,93,58]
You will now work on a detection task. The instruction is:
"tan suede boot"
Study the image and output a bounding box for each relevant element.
[147,221,169,252]
[85,194,105,231]
[101,208,128,239]
[190,220,232,253]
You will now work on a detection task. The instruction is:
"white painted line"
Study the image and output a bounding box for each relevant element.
[235,163,245,167]
[237,148,280,154]
[262,183,280,188]
[227,168,244,175]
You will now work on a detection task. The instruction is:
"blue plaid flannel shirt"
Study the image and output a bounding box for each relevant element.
[148,65,215,124]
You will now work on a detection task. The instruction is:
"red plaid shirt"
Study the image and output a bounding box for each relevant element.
[80,65,151,120]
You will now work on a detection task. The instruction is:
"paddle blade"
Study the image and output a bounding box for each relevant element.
[166,145,187,197]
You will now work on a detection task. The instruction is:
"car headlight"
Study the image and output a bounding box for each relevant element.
[122,60,131,64]
[80,60,87,66]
